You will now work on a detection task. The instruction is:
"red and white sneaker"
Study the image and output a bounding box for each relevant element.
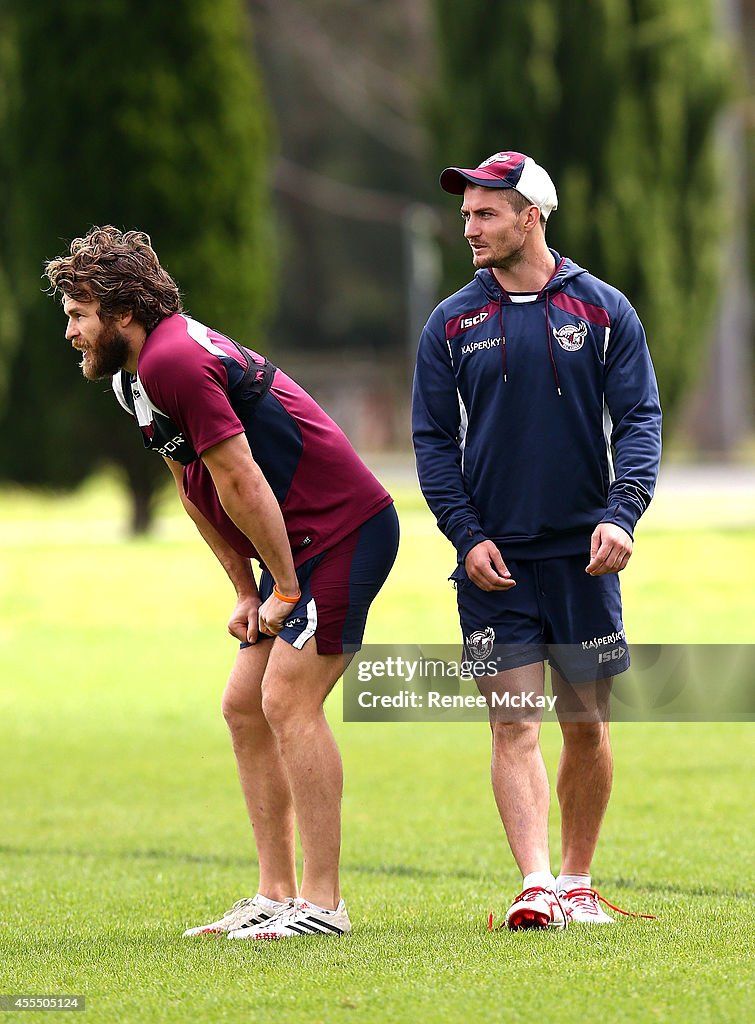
[560,887,614,924]
[560,887,656,924]
[501,886,567,931]
[228,897,351,940]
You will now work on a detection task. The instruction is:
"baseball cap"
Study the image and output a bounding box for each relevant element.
[439,151,558,221]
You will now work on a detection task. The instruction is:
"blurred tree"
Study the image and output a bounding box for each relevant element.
[742,0,755,407]
[428,0,731,426]
[0,7,19,407]
[249,0,432,356]
[0,0,273,532]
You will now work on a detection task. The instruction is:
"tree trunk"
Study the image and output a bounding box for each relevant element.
[128,479,155,536]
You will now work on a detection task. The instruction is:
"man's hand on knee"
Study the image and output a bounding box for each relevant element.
[228,594,261,643]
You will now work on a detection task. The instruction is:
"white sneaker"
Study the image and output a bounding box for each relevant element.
[228,897,351,940]
[503,886,567,930]
[559,887,617,924]
[182,895,288,937]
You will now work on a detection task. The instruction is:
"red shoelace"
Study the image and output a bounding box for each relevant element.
[563,887,656,920]
[487,886,656,930]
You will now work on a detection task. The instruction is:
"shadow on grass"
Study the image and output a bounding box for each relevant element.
[0,843,480,881]
[2,844,753,898]
[599,875,753,900]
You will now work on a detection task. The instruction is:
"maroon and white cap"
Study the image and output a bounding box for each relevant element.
[439,151,558,221]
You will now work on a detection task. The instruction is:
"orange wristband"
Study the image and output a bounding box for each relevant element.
[273,584,301,604]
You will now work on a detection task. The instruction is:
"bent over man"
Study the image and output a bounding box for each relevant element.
[46,226,399,940]
[412,152,661,929]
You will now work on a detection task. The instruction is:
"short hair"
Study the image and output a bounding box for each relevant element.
[504,188,546,227]
[45,225,182,331]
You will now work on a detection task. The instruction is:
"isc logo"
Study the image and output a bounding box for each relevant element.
[598,646,626,663]
[460,311,489,330]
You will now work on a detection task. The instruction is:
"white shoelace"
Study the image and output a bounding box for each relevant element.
[262,898,303,929]
[223,897,255,918]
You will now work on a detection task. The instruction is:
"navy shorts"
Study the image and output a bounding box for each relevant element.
[452,554,629,684]
[245,504,399,655]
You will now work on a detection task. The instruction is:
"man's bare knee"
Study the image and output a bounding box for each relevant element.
[221,688,267,738]
[260,676,309,738]
[560,719,609,751]
[491,719,541,754]
[221,645,271,733]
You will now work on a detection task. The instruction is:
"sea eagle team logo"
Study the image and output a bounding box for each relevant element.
[553,320,587,351]
[480,152,510,166]
[465,626,496,660]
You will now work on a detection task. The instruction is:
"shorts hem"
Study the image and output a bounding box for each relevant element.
[315,638,350,655]
[240,633,352,656]
[487,650,547,673]
[239,635,274,649]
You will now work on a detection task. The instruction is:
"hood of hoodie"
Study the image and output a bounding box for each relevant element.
[475,249,588,303]
[470,249,589,395]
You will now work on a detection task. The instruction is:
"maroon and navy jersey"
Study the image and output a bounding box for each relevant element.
[112,314,393,565]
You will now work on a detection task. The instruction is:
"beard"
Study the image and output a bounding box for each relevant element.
[472,239,527,273]
[80,320,131,380]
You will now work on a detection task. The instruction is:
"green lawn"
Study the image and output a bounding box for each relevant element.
[0,476,753,1023]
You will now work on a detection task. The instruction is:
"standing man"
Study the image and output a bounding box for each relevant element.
[46,226,399,941]
[412,153,661,929]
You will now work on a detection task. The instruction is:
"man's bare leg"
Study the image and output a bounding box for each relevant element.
[260,639,347,910]
[552,672,613,874]
[486,662,551,876]
[221,642,298,901]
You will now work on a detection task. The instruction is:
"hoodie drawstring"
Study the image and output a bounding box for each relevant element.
[490,263,565,396]
[497,289,563,397]
[498,299,507,383]
[544,293,562,396]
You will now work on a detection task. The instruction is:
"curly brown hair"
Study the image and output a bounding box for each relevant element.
[45,226,182,332]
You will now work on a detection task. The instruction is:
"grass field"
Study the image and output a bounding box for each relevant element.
[1,474,753,1023]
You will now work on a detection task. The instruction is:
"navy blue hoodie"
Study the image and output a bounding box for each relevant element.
[412,251,662,562]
